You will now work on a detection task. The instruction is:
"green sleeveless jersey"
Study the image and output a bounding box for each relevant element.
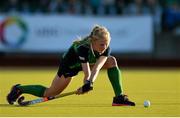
[61,38,110,70]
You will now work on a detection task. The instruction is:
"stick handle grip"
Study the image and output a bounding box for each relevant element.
[55,90,77,99]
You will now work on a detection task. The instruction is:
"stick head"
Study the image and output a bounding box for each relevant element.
[17,96,29,106]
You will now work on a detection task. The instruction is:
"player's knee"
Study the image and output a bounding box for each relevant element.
[107,56,117,67]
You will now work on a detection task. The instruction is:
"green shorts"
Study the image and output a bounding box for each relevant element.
[57,61,81,78]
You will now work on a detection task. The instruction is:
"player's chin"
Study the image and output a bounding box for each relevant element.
[99,50,105,54]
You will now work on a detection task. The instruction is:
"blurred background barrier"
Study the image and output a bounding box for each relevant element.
[0,15,153,53]
[0,0,179,67]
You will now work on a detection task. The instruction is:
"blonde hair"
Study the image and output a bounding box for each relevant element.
[73,25,111,45]
[90,25,111,42]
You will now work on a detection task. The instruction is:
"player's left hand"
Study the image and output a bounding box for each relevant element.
[76,80,93,95]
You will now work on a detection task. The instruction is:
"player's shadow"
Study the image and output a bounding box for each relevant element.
[34,103,112,107]
[0,104,20,107]
[0,104,11,107]
[0,103,109,108]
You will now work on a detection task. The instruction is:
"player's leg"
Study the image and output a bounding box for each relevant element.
[7,75,71,104]
[103,56,123,96]
[43,75,71,97]
[103,56,135,106]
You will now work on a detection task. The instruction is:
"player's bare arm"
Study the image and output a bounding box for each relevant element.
[81,62,91,83]
[89,56,107,83]
[76,56,107,95]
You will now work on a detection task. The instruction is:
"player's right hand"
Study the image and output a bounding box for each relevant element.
[82,80,93,93]
[76,80,93,95]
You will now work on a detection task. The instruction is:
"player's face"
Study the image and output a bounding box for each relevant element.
[92,38,109,54]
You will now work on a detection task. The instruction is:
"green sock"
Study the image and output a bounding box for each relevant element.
[17,85,47,97]
[107,67,123,96]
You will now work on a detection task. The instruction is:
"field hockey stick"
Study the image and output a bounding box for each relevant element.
[17,90,77,106]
